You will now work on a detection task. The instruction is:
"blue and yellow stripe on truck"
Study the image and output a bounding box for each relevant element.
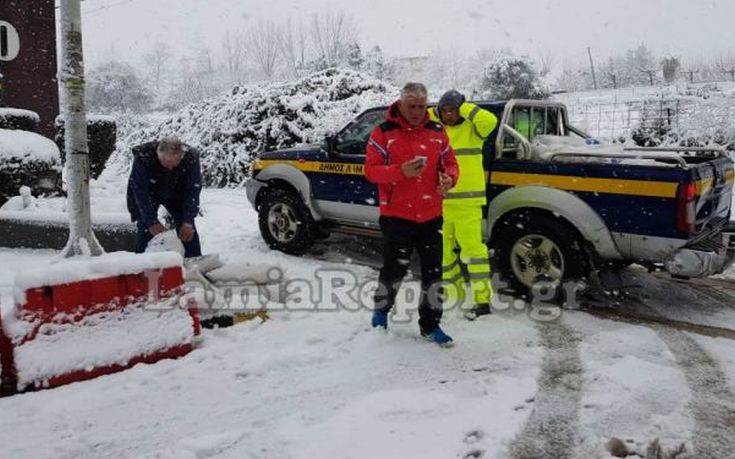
[253,154,733,239]
[490,171,679,198]
[489,160,693,239]
[253,159,365,176]
[252,157,375,206]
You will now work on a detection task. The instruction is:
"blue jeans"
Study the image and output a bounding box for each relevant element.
[134,205,202,258]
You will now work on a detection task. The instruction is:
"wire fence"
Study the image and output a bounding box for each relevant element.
[558,82,735,141]
[565,98,695,140]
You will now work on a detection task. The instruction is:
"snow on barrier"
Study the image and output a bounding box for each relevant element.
[0,252,200,395]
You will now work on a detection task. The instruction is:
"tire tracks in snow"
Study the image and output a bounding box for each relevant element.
[582,287,735,458]
[652,326,735,457]
[580,305,735,340]
[508,320,584,459]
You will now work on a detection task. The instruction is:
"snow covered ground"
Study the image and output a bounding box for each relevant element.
[1,188,735,458]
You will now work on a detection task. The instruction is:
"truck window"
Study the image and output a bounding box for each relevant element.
[502,106,563,158]
[335,110,386,156]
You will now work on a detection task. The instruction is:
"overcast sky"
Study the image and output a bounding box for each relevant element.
[77,0,734,68]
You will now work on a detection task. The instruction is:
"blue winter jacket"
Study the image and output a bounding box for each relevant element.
[126,141,202,227]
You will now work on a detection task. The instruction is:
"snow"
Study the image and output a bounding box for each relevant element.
[0,172,132,226]
[57,113,117,125]
[570,313,694,457]
[0,208,131,226]
[103,69,397,187]
[7,299,196,392]
[0,73,734,455]
[0,108,40,123]
[13,251,182,303]
[0,129,61,164]
[0,189,735,457]
[146,230,186,256]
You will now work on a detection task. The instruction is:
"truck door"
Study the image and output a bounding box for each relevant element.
[313,109,385,226]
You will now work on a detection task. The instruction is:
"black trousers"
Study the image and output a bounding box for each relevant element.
[374,216,443,334]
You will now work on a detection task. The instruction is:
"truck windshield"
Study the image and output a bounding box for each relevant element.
[335,110,387,156]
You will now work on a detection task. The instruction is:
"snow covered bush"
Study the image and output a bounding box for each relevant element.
[478,52,550,100]
[55,115,117,179]
[86,61,153,113]
[0,129,62,204]
[106,68,396,187]
[0,108,40,132]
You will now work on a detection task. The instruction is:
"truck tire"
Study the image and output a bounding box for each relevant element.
[258,187,316,255]
[493,212,590,301]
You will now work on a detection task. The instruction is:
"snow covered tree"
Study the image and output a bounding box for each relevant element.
[142,42,172,92]
[599,56,630,89]
[278,20,309,78]
[661,56,681,83]
[625,44,659,86]
[221,31,247,81]
[309,11,357,68]
[363,46,395,81]
[246,21,282,80]
[717,54,735,81]
[554,63,591,93]
[478,52,549,100]
[681,57,700,83]
[86,60,152,112]
[159,47,230,111]
[110,69,396,187]
[345,42,364,70]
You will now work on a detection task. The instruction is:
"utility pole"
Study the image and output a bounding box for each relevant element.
[587,47,598,90]
[59,0,103,257]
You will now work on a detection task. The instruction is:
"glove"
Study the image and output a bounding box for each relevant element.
[437,90,465,111]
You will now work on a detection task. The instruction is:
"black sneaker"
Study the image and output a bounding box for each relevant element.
[464,303,491,321]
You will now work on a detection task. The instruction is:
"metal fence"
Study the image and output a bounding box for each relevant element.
[565,98,694,140]
[558,82,735,140]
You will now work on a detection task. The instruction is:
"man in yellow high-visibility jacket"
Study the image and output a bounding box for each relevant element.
[429,90,498,320]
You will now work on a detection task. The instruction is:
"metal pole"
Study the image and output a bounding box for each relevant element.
[587,47,598,90]
[59,0,103,257]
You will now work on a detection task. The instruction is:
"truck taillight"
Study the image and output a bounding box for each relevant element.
[676,182,696,234]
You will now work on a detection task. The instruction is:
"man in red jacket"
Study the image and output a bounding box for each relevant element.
[364,82,459,347]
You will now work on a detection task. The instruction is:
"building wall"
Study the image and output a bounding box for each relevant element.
[0,0,59,137]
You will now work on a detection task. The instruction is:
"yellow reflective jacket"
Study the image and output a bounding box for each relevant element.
[429,102,498,206]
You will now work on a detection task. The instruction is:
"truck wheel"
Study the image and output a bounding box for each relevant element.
[258,187,316,255]
[494,213,590,301]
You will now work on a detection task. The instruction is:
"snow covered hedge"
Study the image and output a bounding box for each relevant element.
[0,129,62,204]
[106,69,396,187]
[0,108,40,132]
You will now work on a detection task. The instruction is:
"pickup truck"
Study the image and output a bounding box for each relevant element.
[246,99,735,293]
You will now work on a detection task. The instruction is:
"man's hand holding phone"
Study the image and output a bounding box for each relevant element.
[401,156,427,178]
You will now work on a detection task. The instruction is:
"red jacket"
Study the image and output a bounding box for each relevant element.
[364,102,459,223]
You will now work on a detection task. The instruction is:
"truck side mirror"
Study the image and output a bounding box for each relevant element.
[324,135,336,153]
